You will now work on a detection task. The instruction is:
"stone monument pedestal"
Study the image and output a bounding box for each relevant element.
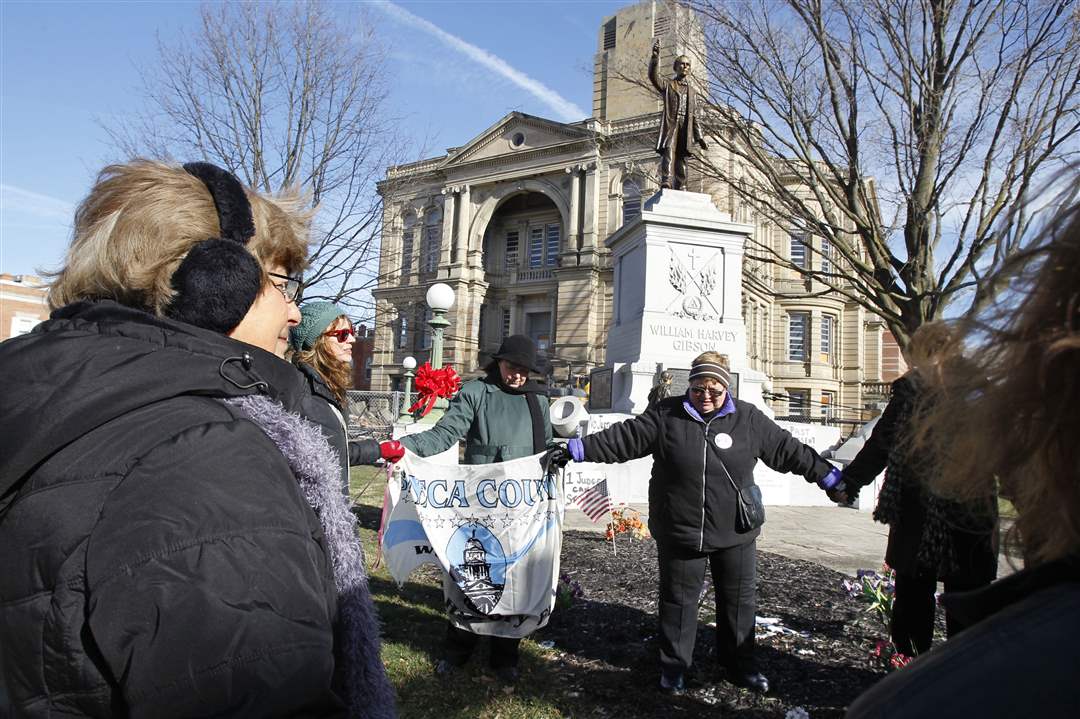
[602,189,770,413]
[581,189,857,509]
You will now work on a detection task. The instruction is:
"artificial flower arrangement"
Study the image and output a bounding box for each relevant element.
[604,506,649,542]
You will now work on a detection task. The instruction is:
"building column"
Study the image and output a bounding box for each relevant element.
[549,289,558,344]
[565,166,582,254]
[371,298,399,391]
[450,185,472,268]
[580,161,600,259]
[440,188,456,269]
[412,206,426,276]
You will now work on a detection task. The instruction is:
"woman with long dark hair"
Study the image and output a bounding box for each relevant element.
[290,301,388,495]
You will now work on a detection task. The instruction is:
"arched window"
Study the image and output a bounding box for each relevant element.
[622,177,642,225]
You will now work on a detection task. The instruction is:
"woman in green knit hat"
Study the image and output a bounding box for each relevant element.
[290,301,390,494]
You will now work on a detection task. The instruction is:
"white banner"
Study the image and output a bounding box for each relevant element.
[380,453,565,638]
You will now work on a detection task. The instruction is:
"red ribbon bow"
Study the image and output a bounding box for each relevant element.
[407,362,462,418]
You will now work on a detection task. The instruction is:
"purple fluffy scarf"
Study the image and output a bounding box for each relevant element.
[226,394,397,719]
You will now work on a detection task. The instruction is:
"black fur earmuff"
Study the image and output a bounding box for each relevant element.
[165,162,264,334]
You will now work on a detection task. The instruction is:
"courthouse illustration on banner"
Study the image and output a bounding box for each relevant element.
[380,453,566,638]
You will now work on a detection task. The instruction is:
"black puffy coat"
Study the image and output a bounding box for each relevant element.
[294,361,380,495]
[0,301,389,718]
[580,395,833,551]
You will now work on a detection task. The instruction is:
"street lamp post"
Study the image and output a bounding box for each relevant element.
[418,282,455,424]
[398,356,417,424]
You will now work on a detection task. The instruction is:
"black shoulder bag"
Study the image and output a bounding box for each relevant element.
[716,454,765,533]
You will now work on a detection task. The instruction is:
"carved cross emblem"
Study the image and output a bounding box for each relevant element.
[667,246,722,320]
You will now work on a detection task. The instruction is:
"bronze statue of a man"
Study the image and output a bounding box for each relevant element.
[649,39,707,190]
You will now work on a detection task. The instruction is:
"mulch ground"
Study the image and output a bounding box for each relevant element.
[529,530,924,718]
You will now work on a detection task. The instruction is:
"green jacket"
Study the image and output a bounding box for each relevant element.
[400,377,553,464]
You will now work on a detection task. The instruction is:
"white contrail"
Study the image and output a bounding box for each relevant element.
[0,184,73,219]
[375,1,587,122]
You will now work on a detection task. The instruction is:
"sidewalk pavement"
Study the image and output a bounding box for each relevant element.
[565,504,1015,578]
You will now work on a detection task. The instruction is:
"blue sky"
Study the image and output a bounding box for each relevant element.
[1,0,627,277]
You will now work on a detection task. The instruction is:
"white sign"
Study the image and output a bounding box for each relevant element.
[380,453,564,638]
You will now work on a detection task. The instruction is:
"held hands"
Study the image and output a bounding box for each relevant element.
[380,440,405,464]
[818,467,858,505]
[826,483,850,505]
[818,467,848,504]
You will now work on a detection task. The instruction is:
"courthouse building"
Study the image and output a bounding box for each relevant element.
[371,1,903,423]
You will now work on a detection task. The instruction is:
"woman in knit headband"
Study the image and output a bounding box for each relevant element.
[554,350,841,696]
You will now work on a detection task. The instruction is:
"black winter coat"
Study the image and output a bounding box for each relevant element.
[580,396,833,551]
[294,361,380,494]
[843,373,997,576]
[843,374,925,572]
[0,301,365,717]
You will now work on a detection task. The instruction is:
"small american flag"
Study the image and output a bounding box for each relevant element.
[572,479,613,523]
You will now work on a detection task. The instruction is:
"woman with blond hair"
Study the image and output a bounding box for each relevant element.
[847,186,1080,717]
[0,160,395,718]
[554,351,841,696]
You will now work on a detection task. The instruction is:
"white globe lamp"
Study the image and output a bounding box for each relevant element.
[425,283,456,312]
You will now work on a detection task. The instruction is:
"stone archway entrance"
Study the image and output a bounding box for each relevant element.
[474,190,564,372]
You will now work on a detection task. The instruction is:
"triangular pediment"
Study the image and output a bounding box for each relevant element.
[441,112,594,168]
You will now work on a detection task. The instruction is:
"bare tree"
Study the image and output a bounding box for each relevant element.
[688,0,1080,348]
[106,0,402,318]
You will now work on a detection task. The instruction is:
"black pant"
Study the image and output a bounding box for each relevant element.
[444,623,521,669]
[891,540,997,656]
[658,540,757,676]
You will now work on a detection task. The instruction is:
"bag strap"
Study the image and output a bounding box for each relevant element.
[525,391,546,453]
[712,442,743,496]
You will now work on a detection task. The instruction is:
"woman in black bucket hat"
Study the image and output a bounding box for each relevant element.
[490,333,542,373]
[396,334,556,683]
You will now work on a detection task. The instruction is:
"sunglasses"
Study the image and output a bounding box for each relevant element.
[323,327,356,343]
[267,271,303,303]
[689,386,725,399]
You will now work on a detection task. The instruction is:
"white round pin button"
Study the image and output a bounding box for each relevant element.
[714,433,733,450]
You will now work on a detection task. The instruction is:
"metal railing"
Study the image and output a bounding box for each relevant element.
[345,390,412,441]
[862,381,891,396]
[513,268,554,282]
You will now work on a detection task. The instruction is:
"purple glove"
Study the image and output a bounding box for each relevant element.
[818,467,843,490]
[567,437,585,463]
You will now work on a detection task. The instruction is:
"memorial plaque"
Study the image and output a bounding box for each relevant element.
[588,367,613,411]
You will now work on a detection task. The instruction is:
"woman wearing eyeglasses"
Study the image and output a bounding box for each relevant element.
[290,301,390,495]
[0,161,395,717]
[560,351,840,697]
